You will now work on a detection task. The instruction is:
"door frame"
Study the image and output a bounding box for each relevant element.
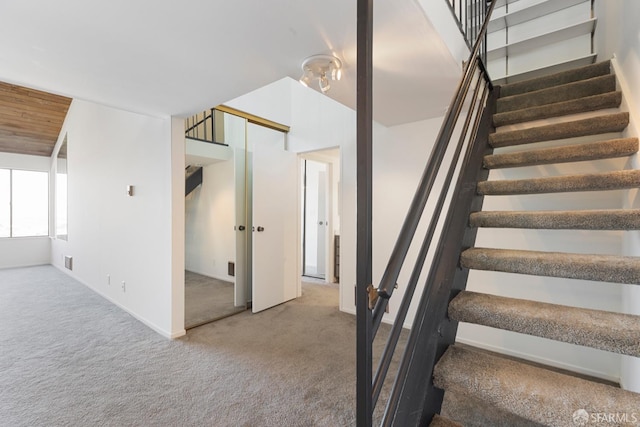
[299,148,340,283]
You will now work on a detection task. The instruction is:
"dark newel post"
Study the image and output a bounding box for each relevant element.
[356,0,374,426]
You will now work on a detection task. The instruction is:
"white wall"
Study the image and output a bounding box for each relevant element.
[228,67,640,384]
[593,0,640,391]
[0,152,51,268]
[226,77,451,326]
[185,158,236,281]
[373,117,450,326]
[0,236,50,269]
[417,0,469,67]
[50,99,184,338]
[487,0,594,80]
[170,116,186,336]
[286,81,359,313]
[227,78,355,314]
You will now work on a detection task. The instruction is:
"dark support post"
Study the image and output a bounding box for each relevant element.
[356,0,373,426]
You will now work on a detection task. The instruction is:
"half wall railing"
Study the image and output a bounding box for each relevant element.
[185,108,226,145]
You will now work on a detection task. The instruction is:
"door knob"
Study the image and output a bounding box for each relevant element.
[257,226,265,232]
[238,225,246,231]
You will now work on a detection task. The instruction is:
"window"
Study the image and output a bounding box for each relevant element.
[55,135,68,240]
[0,169,8,237]
[0,169,49,238]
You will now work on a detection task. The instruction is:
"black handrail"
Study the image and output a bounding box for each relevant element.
[185,109,212,140]
[184,111,211,135]
[372,68,488,408]
[185,108,228,145]
[383,67,489,426]
[356,0,497,425]
[372,0,495,330]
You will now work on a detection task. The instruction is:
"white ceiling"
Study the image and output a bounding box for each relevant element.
[0,0,462,126]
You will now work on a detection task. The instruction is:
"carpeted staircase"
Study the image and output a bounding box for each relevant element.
[431,61,640,426]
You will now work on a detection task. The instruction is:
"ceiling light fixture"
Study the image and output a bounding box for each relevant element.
[299,54,342,93]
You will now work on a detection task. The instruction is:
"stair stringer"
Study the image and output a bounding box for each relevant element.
[386,88,498,426]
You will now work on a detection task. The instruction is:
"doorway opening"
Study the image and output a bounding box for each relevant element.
[300,148,341,284]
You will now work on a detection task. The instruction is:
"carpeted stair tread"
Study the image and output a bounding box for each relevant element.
[496,74,616,114]
[493,91,622,127]
[489,112,629,148]
[429,414,463,427]
[433,344,640,427]
[461,247,640,284]
[477,169,640,195]
[483,137,638,169]
[499,61,611,98]
[470,209,640,230]
[449,291,640,356]
[439,391,545,427]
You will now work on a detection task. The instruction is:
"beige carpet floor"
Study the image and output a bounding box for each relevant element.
[184,271,245,329]
[0,265,405,426]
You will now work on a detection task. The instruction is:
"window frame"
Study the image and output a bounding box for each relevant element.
[0,168,49,238]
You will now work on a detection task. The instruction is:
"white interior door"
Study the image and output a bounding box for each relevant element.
[249,123,298,313]
[303,160,330,279]
[316,169,328,278]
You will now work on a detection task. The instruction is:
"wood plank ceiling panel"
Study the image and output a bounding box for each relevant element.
[0,82,72,157]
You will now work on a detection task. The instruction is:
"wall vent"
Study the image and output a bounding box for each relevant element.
[64,256,73,271]
[228,262,235,277]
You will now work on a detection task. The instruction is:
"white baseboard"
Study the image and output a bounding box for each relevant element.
[52,263,182,339]
[0,262,50,270]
